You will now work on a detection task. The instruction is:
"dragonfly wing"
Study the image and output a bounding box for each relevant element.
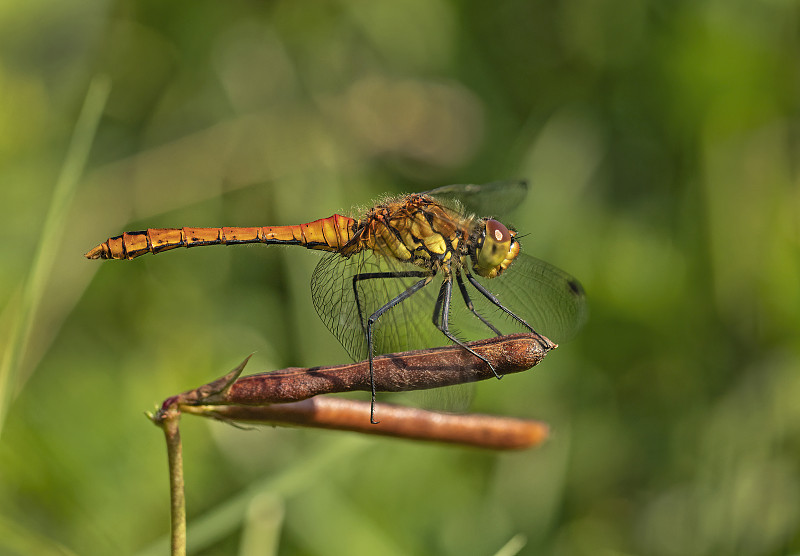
[422,180,529,219]
[309,249,585,409]
[462,254,587,344]
[311,250,586,355]
[311,251,481,411]
[310,251,449,362]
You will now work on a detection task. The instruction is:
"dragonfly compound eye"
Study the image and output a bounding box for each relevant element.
[476,219,512,273]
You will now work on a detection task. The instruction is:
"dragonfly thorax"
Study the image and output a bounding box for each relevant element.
[360,194,472,272]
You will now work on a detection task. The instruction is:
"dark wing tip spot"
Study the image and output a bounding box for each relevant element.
[567,279,585,297]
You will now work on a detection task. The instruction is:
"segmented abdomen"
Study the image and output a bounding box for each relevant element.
[85,214,357,260]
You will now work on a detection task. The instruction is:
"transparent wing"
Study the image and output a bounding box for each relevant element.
[311,251,450,362]
[459,254,588,344]
[422,180,529,219]
[309,249,585,411]
[312,250,483,411]
[311,249,586,360]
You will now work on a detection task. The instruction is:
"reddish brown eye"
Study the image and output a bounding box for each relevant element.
[486,219,510,244]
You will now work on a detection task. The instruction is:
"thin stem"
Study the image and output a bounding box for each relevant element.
[151,403,186,556]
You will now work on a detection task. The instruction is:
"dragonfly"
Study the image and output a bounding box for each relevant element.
[86,180,586,423]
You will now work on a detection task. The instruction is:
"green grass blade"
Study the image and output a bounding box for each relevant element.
[0,75,111,435]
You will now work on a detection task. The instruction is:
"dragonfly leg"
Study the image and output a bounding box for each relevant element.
[465,272,550,349]
[433,276,501,379]
[455,270,502,336]
[352,271,431,337]
[365,275,433,424]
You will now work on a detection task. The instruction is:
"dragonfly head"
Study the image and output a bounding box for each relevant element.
[472,219,520,278]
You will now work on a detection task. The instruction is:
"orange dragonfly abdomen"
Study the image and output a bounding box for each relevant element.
[84,214,358,260]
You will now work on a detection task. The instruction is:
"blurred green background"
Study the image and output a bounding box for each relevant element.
[2,1,799,554]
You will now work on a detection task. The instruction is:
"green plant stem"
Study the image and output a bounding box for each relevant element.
[162,412,186,556]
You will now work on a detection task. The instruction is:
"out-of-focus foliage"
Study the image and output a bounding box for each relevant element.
[1,1,798,554]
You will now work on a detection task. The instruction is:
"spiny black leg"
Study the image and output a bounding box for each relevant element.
[366,276,433,423]
[455,270,502,336]
[352,271,431,336]
[465,271,550,349]
[434,276,500,379]
[432,276,446,328]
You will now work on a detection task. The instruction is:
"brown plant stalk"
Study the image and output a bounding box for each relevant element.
[150,333,555,555]
[158,333,555,450]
